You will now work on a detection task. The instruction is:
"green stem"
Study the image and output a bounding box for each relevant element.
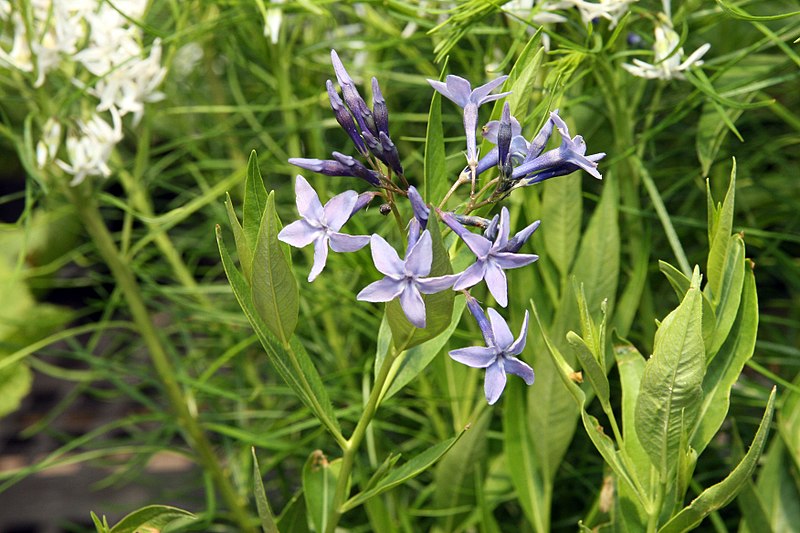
[70,189,255,532]
[648,478,667,533]
[326,345,401,533]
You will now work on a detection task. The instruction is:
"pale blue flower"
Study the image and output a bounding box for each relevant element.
[278,175,370,282]
[449,294,534,405]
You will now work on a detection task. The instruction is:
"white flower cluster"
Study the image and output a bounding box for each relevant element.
[622,15,710,80]
[0,0,167,186]
[504,0,636,29]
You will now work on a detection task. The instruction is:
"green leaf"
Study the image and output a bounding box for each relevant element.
[244,151,268,250]
[251,191,299,344]
[387,216,454,350]
[504,382,550,533]
[659,261,691,298]
[571,175,620,315]
[542,175,581,280]
[225,192,253,282]
[659,261,716,355]
[0,362,32,419]
[567,331,609,408]
[90,512,110,533]
[740,438,800,533]
[696,97,750,177]
[303,451,341,533]
[276,490,309,533]
[708,234,745,359]
[108,505,196,533]
[691,264,757,454]
[504,41,544,122]
[635,268,705,479]
[659,387,776,533]
[705,162,736,306]
[252,448,279,533]
[343,432,464,512]
[424,62,447,204]
[217,227,341,437]
[382,296,466,399]
[715,0,800,20]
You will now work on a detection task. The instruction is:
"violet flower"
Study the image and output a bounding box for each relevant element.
[427,74,510,166]
[289,153,382,187]
[357,230,458,328]
[449,294,534,405]
[440,207,539,307]
[278,175,370,282]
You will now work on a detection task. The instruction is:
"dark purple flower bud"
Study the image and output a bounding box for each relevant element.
[465,292,494,344]
[483,214,500,241]
[379,131,404,176]
[497,103,512,178]
[331,151,382,186]
[407,185,429,228]
[351,191,380,217]
[513,153,606,189]
[361,128,383,158]
[437,208,473,240]
[379,203,392,215]
[408,217,422,250]
[331,50,377,137]
[288,156,381,187]
[327,80,367,156]
[503,219,540,253]
[524,115,555,163]
[372,77,390,137]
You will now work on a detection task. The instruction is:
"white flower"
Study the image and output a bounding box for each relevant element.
[263,0,285,44]
[622,15,710,80]
[36,118,62,168]
[565,0,636,28]
[56,108,123,186]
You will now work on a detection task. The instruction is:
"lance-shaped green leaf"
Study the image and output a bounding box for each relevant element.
[424,60,447,203]
[542,174,581,278]
[342,431,464,512]
[217,227,342,439]
[225,192,254,281]
[659,387,776,533]
[387,216,454,350]
[691,263,757,454]
[659,260,716,355]
[567,331,610,409]
[107,505,196,533]
[705,161,736,306]
[635,267,705,479]
[252,448,279,533]
[244,151,268,249]
[252,191,299,344]
[303,451,342,533]
[708,234,745,359]
[276,490,309,533]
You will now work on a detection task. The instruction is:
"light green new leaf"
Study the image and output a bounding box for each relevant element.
[708,234,745,359]
[504,40,545,123]
[108,505,196,533]
[303,452,341,533]
[244,151,269,249]
[0,363,32,419]
[567,331,609,408]
[659,261,716,355]
[251,191,299,344]
[659,387,776,533]
[343,432,464,512]
[217,227,341,438]
[635,268,705,479]
[424,61,447,204]
[705,162,736,306]
[691,265,757,454]
[542,174,582,278]
[225,192,254,281]
[252,448,279,533]
[387,216,454,350]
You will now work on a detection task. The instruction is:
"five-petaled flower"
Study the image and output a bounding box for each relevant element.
[356,230,457,328]
[449,294,535,405]
[278,175,370,282]
[427,74,510,166]
[440,207,539,307]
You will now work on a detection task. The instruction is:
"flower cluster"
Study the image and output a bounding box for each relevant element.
[622,14,710,80]
[279,51,604,404]
[0,1,167,186]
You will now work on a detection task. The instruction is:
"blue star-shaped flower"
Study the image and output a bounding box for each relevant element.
[278,175,370,282]
[449,294,534,405]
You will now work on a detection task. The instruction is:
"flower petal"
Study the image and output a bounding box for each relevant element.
[461,231,492,258]
[508,310,530,356]
[452,261,487,291]
[417,273,460,294]
[487,308,514,349]
[399,283,426,328]
[495,207,511,249]
[308,237,330,282]
[294,175,324,221]
[444,75,472,107]
[323,190,359,231]
[484,263,508,307]
[357,277,404,302]
[504,356,535,385]
[493,252,539,269]
[485,361,507,405]
[469,75,508,104]
[329,232,370,253]
[369,234,405,276]
[404,230,432,277]
[449,346,496,368]
[278,219,320,248]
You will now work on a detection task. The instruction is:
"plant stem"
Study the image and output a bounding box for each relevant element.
[326,345,400,532]
[70,189,255,532]
[647,478,667,533]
